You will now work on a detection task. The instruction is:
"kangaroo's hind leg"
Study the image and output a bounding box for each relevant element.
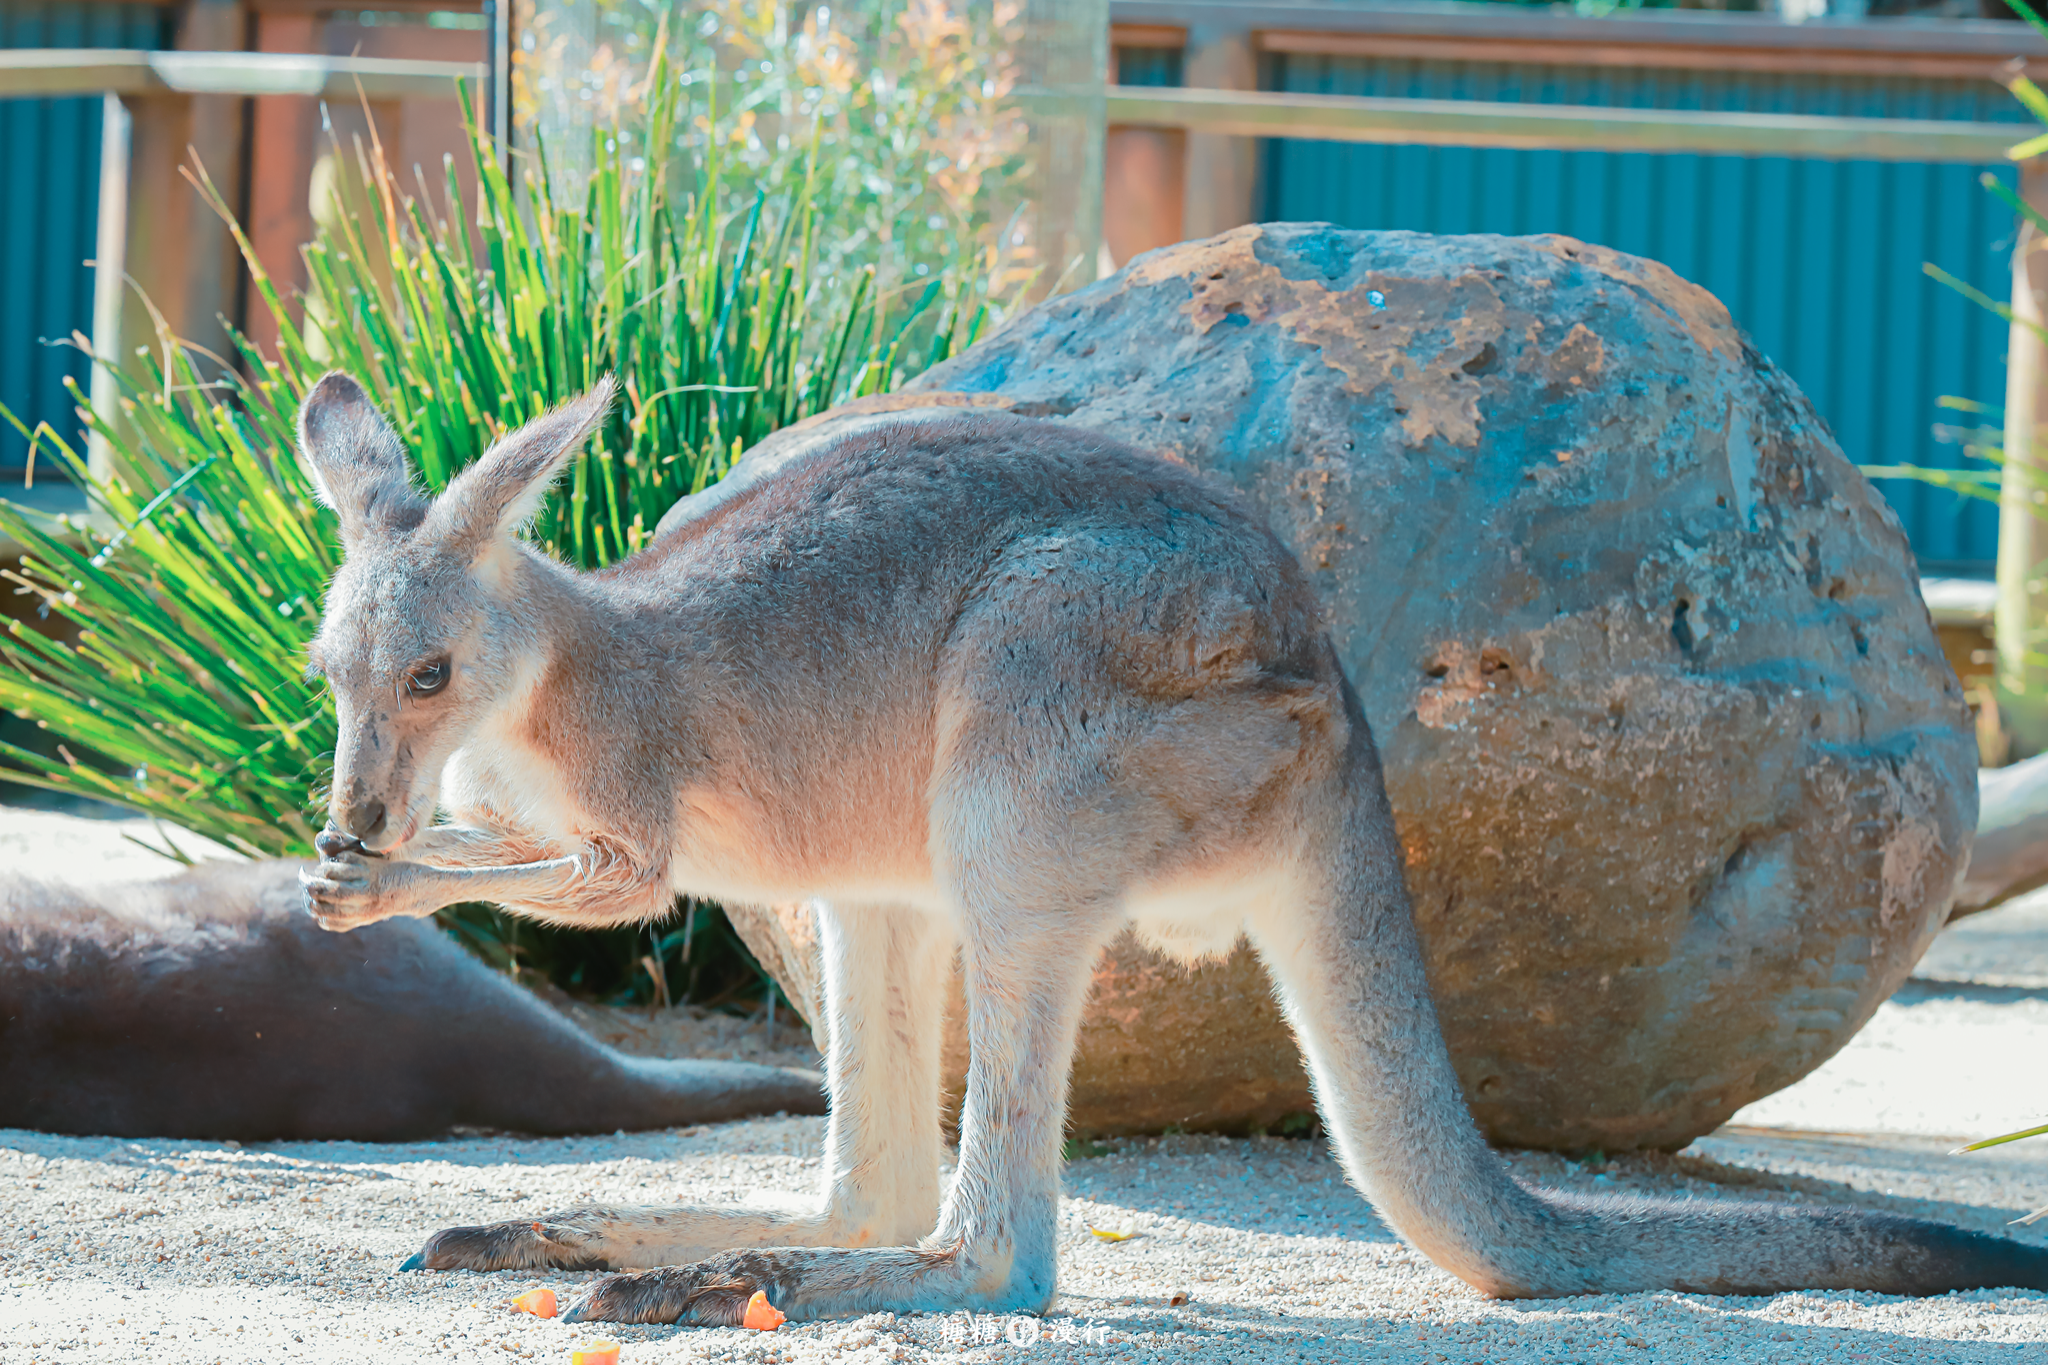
[1252,683,2048,1299]
[402,900,951,1271]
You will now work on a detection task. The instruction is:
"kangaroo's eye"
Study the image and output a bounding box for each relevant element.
[403,658,450,699]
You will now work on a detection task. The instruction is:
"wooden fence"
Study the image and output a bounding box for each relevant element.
[1100,0,2048,739]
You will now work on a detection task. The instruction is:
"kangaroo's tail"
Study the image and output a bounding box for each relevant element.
[1247,674,2048,1297]
[1512,1188,2048,1296]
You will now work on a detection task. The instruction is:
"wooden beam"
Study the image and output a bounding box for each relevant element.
[1111,0,2048,65]
[0,50,483,101]
[247,0,483,13]
[1922,576,2001,628]
[1103,85,2028,163]
[1110,24,1185,50]
[1257,30,2021,83]
[61,0,484,7]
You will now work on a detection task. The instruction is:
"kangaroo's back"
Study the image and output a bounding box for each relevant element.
[628,409,1329,676]
[572,410,1349,906]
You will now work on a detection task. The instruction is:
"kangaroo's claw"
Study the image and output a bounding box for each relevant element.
[564,1254,775,1326]
[301,851,389,929]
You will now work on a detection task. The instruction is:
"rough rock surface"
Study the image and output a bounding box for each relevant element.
[724,225,1976,1151]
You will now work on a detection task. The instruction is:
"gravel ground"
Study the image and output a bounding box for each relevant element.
[4,805,2048,1362]
[3,1124,2044,1364]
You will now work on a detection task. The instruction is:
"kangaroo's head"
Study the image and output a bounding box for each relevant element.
[298,372,614,851]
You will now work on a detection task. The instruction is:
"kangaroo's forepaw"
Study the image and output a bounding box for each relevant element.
[301,852,419,930]
[400,1218,613,1273]
[563,1253,783,1326]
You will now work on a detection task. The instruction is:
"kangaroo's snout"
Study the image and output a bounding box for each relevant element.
[336,795,388,844]
[329,731,408,851]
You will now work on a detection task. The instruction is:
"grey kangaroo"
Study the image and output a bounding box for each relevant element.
[295,372,2048,1325]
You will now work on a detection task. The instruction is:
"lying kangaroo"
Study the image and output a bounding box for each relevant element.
[0,859,820,1140]
[296,372,2048,1324]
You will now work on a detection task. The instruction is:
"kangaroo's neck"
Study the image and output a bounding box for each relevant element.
[443,546,658,839]
[494,542,615,667]
[482,541,698,776]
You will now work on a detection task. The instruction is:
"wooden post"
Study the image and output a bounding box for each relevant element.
[245,6,326,363]
[1102,25,1187,271]
[94,0,245,415]
[487,0,512,154]
[1996,157,2048,757]
[1102,124,1185,269]
[1011,0,1106,299]
[76,0,246,510]
[165,0,246,362]
[1180,19,1256,241]
[86,92,132,495]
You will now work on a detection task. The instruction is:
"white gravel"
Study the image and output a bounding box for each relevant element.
[4,804,2048,1362]
[3,1124,2044,1364]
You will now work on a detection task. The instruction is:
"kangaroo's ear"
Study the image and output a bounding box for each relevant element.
[423,377,616,559]
[297,372,424,542]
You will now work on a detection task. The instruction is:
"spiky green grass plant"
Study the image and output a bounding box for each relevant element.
[0,37,989,1007]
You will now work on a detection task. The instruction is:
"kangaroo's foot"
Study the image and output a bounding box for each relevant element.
[561,1242,990,1325]
[398,1205,885,1275]
[401,1213,617,1273]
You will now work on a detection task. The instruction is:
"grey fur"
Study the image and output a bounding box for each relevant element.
[0,859,822,1140]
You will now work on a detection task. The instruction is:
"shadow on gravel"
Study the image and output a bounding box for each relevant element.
[1696,1131,2048,1245]
[1044,1290,2046,1362]
[1062,1131,2048,1259]
[1895,979,2048,1007]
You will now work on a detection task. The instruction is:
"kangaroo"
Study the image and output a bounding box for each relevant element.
[295,371,2048,1325]
[0,859,822,1141]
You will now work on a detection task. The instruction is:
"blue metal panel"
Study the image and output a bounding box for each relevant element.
[0,4,174,480]
[1117,45,1181,88]
[1263,53,2030,575]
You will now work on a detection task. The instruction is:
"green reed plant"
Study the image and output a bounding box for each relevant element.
[0,32,991,1007]
[1866,0,2048,515]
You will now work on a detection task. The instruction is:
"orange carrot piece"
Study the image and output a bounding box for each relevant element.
[511,1288,558,1318]
[741,1289,786,1332]
[569,1340,619,1365]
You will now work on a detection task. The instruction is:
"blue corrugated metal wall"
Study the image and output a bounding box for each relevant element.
[0,3,174,478]
[1262,54,2033,576]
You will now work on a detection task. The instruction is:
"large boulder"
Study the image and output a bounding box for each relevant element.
[723,225,1976,1151]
